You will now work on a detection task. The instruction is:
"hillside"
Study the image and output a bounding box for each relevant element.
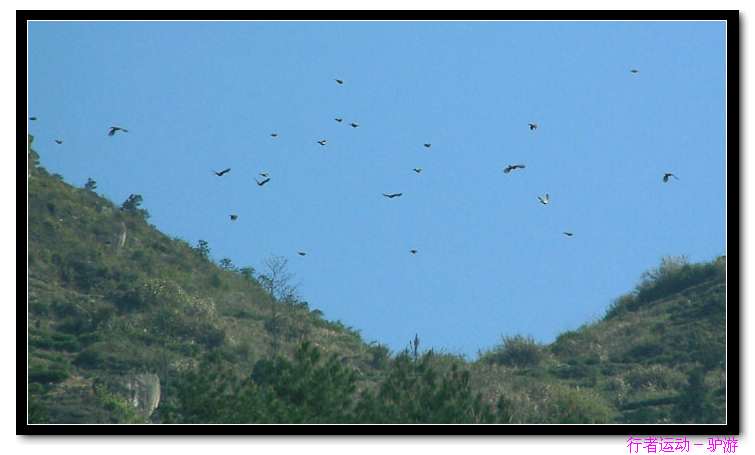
[472,255,726,424]
[27,135,382,423]
[26,135,726,424]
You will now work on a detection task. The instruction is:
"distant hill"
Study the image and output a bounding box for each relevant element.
[472,254,726,424]
[26,135,726,424]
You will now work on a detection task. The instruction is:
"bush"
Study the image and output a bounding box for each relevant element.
[540,383,615,423]
[622,336,665,363]
[624,365,687,392]
[635,256,721,305]
[368,343,391,369]
[29,364,70,384]
[483,335,544,368]
[30,331,80,352]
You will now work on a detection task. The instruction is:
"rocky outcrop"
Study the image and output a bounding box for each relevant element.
[125,373,160,419]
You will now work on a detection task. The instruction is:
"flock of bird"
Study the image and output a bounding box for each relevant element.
[29,69,680,260]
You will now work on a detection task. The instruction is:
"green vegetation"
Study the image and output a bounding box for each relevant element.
[27,135,726,424]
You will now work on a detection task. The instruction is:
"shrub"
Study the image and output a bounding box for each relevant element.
[635,256,721,305]
[540,383,615,423]
[30,331,80,352]
[29,364,70,384]
[483,335,544,368]
[624,365,687,392]
[367,343,391,370]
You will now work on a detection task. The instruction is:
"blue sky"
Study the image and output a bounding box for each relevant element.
[27,20,726,358]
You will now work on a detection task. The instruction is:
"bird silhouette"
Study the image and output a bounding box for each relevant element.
[335,118,343,123]
[413,168,423,174]
[563,232,574,237]
[270,133,278,138]
[108,126,128,136]
[297,251,307,256]
[29,117,37,121]
[256,177,271,186]
[538,193,550,205]
[663,173,679,183]
[213,168,231,177]
[503,164,526,174]
[350,122,359,128]
[335,79,344,84]
[630,69,639,74]
[317,139,328,146]
[230,214,238,221]
[259,172,270,178]
[54,139,63,145]
[410,249,418,255]
[423,143,432,148]
[383,192,403,199]
[528,123,538,130]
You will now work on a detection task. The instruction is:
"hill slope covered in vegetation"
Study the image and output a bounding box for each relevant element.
[26,136,726,424]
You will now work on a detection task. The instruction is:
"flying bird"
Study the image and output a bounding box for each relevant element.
[503,164,526,174]
[528,123,538,130]
[423,143,432,148]
[259,172,270,178]
[335,79,344,84]
[297,251,307,256]
[563,232,574,237]
[213,168,231,177]
[383,192,403,199]
[270,133,278,138]
[335,118,343,122]
[537,193,550,205]
[54,139,63,145]
[108,126,128,136]
[630,69,639,74]
[230,214,238,221]
[29,117,37,121]
[663,173,679,183]
[350,122,359,128]
[256,177,271,186]
[317,139,328,146]
[413,168,423,174]
[410,249,418,255]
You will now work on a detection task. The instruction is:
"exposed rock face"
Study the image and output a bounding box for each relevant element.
[125,373,160,419]
[117,221,127,251]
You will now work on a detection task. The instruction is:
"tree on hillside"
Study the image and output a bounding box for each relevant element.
[194,240,211,260]
[258,256,299,303]
[84,178,97,191]
[219,258,235,271]
[238,267,255,281]
[121,194,150,219]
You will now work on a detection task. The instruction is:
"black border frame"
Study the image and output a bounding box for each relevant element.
[18,9,740,436]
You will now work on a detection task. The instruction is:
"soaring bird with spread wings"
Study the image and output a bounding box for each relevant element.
[663,173,679,183]
[383,192,403,199]
[503,164,526,174]
[213,168,231,177]
[108,126,128,136]
[256,177,271,186]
